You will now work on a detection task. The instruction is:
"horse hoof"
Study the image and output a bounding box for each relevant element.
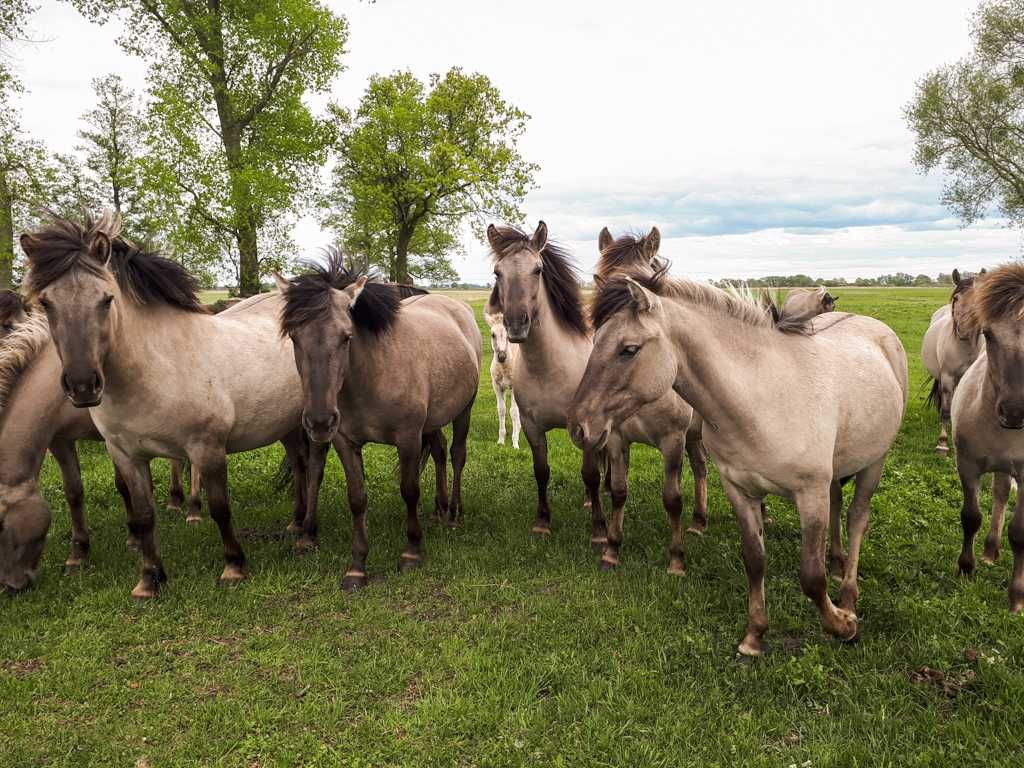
[512,443,520,450]
[166,504,182,514]
[398,554,422,574]
[737,638,763,657]
[831,609,859,642]
[1010,598,1024,614]
[590,537,608,554]
[285,522,303,535]
[935,445,950,457]
[218,565,246,585]
[762,516,775,525]
[293,537,317,555]
[531,525,552,537]
[63,561,83,576]
[341,571,368,592]
[982,555,998,567]
[829,558,847,580]
[125,537,141,552]
[686,525,705,536]
[958,558,976,578]
[185,515,202,526]
[130,581,159,600]
[599,556,618,572]
[583,499,592,509]
[666,562,686,576]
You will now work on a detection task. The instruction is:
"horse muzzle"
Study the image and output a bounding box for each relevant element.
[62,370,104,408]
[302,410,340,444]
[571,423,609,452]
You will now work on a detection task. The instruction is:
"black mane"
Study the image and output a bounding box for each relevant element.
[488,225,588,337]
[279,249,426,337]
[590,271,664,330]
[21,213,205,313]
[0,290,24,324]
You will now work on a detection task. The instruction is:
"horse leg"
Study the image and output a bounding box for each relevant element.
[50,438,89,574]
[397,437,424,573]
[582,445,607,553]
[795,484,858,642]
[837,460,883,614]
[107,446,166,599]
[167,459,186,514]
[295,440,328,554]
[1007,475,1024,613]
[494,380,507,445]
[523,418,552,535]
[829,479,847,580]
[600,444,629,570]
[335,436,369,591]
[510,390,522,450]
[957,460,983,577]
[722,480,769,656]
[936,378,953,457]
[449,399,473,525]
[281,430,309,537]
[983,472,1013,565]
[662,438,687,575]
[185,462,203,525]
[112,460,139,551]
[685,435,709,534]
[193,450,246,584]
[429,430,449,523]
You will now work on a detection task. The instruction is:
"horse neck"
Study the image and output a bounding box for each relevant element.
[516,281,590,373]
[102,302,187,399]
[660,299,783,434]
[0,345,72,486]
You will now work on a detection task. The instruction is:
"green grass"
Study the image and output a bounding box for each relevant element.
[3,286,1024,767]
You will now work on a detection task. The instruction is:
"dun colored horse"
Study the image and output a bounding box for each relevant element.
[20,213,311,598]
[276,254,480,590]
[572,270,907,654]
[951,263,1024,608]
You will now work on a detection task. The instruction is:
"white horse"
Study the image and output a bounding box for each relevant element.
[484,311,521,449]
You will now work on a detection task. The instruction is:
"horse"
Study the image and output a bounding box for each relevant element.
[569,227,708,574]
[485,221,611,548]
[276,253,480,590]
[781,286,836,322]
[571,270,907,655]
[922,270,985,456]
[19,213,312,599]
[951,263,1024,608]
[484,310,521,449]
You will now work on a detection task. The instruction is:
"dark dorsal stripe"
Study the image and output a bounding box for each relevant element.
[488,225,588,337]
[279,248,427,337]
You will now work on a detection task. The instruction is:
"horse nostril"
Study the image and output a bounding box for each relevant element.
[60,373,72,396]
[92,372,102,393]
[571,424,585,446]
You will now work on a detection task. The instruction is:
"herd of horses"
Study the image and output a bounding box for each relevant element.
[1,212,1022,656]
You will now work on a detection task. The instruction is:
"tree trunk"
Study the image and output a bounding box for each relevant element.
[235,210,260,296]
[0,167,14,289]
[395,228,413,285]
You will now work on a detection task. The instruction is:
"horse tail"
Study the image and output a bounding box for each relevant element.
[925,376,942,415]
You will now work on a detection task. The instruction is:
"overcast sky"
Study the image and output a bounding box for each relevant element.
[10,0,1021,281]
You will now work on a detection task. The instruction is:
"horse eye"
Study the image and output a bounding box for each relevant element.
[620,344,640,357]
[532,266,543,276]
[100,295,114,308]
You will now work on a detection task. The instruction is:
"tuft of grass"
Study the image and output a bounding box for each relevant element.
[3,287,1024,767]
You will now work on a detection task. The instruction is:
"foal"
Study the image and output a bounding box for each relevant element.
[484,311,521,449]
[572,271,907,654]
[781,286,836,322]
[951,263,1024,608]
[277,254,481,590]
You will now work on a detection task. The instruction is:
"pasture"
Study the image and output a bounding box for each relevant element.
[2,286,1023,767]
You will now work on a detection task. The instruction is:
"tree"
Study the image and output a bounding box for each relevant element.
[77,74,145,221]
[906,0,1024,227]
[69,0,348,295]
[326,68,538,285]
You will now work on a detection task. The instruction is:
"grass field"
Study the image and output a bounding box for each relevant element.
[3,286,1024,767]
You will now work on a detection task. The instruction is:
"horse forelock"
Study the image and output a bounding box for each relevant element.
[279,248,403,338]
[0,310,51,409]
[596,232,668,280]
[964,262,1024,331]
[488,225,588,337]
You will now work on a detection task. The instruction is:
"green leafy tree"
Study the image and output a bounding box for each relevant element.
[906,0,1024,226]
[326,68,537,284]
[68,0,348,295]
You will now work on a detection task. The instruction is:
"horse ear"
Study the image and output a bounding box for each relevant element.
[531,221,548,252]
[90,232,112,265]
[487,223,502,253]
[626,277,661,313]
[18,234,38,260]
[823,292,836,311]
[598,227,613,252]
[485,283,501,316]
[346,275,368,306]
[593,273,607,290]
[643,227,661,261]
[953,269,962,285]
[271,271,290,293]
[979,267,987,275]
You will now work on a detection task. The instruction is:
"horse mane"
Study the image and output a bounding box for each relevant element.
[22,212,205,314]
[591,269,808,335]
[0,290,24,325]
[279,248,426,337]
[488,225,588,337]
[0,309,51,409]
[596,232,669,279]
[963,263,1024,332]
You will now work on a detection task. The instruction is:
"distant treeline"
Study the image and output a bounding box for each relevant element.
[712,272,958,288]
